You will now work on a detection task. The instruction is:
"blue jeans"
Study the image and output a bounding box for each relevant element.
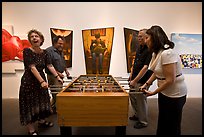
[92,52,103,74]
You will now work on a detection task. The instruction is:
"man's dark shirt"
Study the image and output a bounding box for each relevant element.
[131,45,152,84]
[45,46,67,75]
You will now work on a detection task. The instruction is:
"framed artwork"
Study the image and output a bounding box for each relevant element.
[124,27,139,73]
[82,27,114,74]
[50,28,73,68]
[171,33,202,69]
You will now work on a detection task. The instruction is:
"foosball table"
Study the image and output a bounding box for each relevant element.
[56,74,129,135]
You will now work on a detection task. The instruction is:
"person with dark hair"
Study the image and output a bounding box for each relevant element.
[128,29,153,129]
[140,25,187,135]
[45,35,70,113]
[90,33,107,74]
[19,29,63,135]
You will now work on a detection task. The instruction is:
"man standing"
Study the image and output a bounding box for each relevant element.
[128,29,153,129]
[45,35,70,113]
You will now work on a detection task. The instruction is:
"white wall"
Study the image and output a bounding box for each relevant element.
[2,2,202,98]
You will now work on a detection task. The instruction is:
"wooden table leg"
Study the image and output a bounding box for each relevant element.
[115,126,126,135]
[60,126,72,135]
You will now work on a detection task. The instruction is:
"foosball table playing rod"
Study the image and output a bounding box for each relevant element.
[49,87,145,94]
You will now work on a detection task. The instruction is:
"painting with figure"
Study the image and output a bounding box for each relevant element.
[124,27,139,73]
[50,28,73,68]
[171,33,202,69]
[82,27,114,74]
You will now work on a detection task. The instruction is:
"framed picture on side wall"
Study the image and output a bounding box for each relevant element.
[171,33,202,69]
[124,28,139,73]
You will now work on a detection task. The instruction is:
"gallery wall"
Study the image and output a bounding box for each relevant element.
[2,2,202,98]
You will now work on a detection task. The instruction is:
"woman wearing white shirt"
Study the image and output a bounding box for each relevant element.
[140,25,187,135]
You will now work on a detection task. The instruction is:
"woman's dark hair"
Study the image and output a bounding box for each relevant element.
[53,35,65,45]
[27,29,44,46]
[146,25,174,54]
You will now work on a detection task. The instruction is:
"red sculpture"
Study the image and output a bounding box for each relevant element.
[2,29,32,62]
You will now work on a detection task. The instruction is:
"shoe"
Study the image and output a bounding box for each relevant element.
[134,121,148,129]
[28,130,38,135]
[38,121,54,128]
[129,115,139,121]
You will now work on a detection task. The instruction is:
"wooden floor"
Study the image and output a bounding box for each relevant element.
[2,98,202,135]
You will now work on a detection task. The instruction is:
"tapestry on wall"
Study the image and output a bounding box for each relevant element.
[171,33,202,69]
[124,27,139,73]
[50,28,73,68]
[82,27,114,74]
